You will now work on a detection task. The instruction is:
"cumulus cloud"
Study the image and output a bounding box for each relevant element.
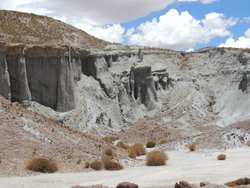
[76,23,125,43]
[219,28,250,48]
[17,0,174,25]
[128,9,236,50]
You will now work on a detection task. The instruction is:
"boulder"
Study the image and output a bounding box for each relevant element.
[175,181,197,188]
[116,182,138,188]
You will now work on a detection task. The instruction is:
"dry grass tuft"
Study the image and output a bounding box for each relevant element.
[116,141,129,150]
[225,178,250,187]
[247,140,250,147]
[102,157,123,171]
[188,143,196,152]
[102,136,119,143]
[90,160,102,171]
[104,147,116,157]
[84,161,90,168]
[146,150,168,166]
[129,143,146,157]
[27,158,58,173]
[128,149,137,159]
[217,154,226,160]
[146,140,156,148]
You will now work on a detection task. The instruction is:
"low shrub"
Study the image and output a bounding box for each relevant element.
[84,161,90,168]
[160,140,167,144]
[102,136,119,143]
[217,154,226,160]
[128,149,137,159]
[130,143,146,156]
[116,141,129,150]
[188,143,196,152]
[146,141,156,148]
[146,150,168,166]
[104,147,116,157]
[225,178,250,187]
[27,158,58,173]
[247,140,250,147]
[103,158,123,171]
[90,160,102,170]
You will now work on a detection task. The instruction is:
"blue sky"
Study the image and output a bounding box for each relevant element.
[1,0,250,50]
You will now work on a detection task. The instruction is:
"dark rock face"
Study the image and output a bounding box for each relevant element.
[239,72,248,92]
[130,66,158,107]
[0,45,78,112]
[82,54,117,99]
[116,182,138,188]
[0,48,11,100]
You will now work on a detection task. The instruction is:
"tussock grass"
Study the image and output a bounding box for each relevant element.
[102,136,119,143]
[146,150,168,166]
[27,158,58,173]
[129,143,146,157]
[90,160,102,170]
[217,154,226,160]
[188,143,196,152]
[116,141,129,150]
[104,147,116,157]
[146,140,156,148]
[247,140,250,147]
[102,157,123,171]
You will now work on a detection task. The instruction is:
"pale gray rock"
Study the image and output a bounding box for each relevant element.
[0,48,11,100]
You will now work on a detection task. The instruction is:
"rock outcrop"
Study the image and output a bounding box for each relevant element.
[0,44,78,112]
[0,48,11,100]
[129,65,158,108]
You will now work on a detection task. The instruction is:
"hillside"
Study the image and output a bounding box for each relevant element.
[0,97,127,176]
[0,10,108,48]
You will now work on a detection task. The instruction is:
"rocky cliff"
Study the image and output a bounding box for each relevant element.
[0,44,79,112]
[1,11,250,136]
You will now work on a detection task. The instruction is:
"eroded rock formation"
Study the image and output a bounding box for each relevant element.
[0,44,78,112]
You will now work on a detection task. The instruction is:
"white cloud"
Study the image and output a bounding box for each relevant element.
[219,28,250,48]
[16,0,174,25]
[76,23,125,43]
[128,9,236,50]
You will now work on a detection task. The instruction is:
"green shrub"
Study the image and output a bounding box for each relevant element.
[146,141,156,148]
[146,150,168,166]
[27,158,58,173]
[90,160,102,170]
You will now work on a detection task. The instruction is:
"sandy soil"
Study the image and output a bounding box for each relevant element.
[0,147,249,188]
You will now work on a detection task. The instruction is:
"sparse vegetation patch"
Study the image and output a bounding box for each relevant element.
[188,143,196,152]
[27,158,58,173]
[146,140,156,148]
[217,154,226,160]
[90,160,102,171]
[146,150,168,166]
